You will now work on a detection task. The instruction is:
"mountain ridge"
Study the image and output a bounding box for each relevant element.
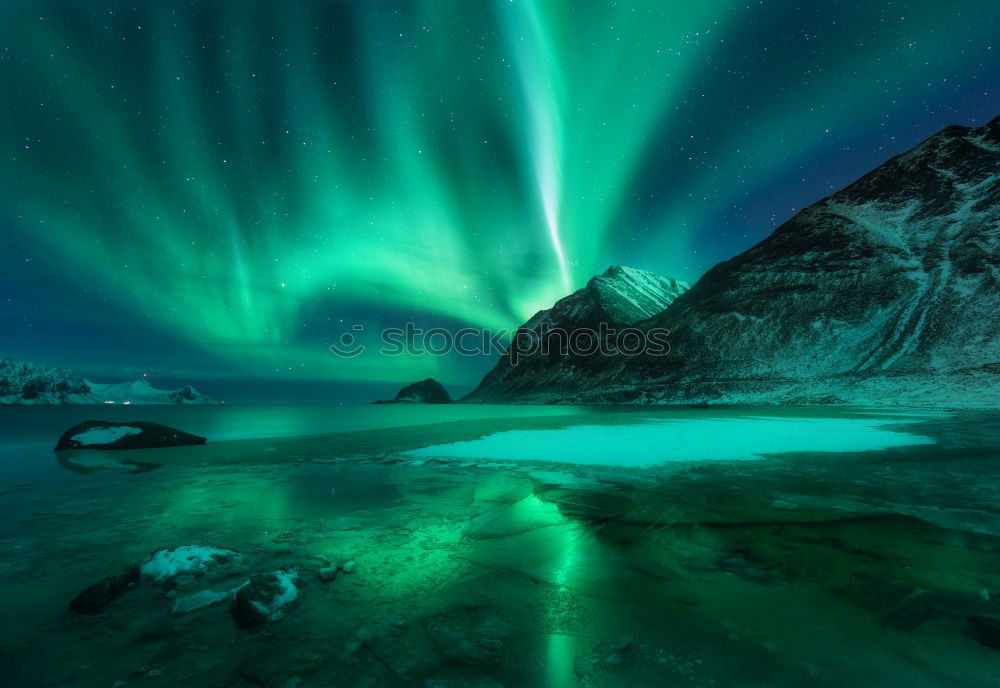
[467,116,1000,407]
[0,358,216,405]
[465,266,689,401]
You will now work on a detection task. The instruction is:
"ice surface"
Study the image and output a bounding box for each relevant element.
[404,416,935,467]
[3,405,1000,687]
[70,425,142,445]
[171,589,229,615]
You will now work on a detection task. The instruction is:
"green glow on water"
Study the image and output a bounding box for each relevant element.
[405,416,936,466]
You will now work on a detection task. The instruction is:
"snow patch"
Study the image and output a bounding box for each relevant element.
[70,425,143,446]
[140,545,238,582]
[251,570,300,621]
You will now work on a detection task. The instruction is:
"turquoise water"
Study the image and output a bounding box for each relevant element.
[0,403,591,481]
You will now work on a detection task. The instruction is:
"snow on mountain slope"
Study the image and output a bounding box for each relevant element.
[84,378,214,405]
[623,115,1000,404]
[468,116,1000,406]
[0,358,215,404]
[465,266,689,401]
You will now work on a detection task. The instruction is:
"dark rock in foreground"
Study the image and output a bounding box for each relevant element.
[967,615,1000,651]
[69,566,140,614]
[54,420,207,451]
[374,378,452,404]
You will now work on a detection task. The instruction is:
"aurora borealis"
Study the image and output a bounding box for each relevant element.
[1,1,997,397]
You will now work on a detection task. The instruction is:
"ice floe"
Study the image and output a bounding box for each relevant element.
[171,588,230,615]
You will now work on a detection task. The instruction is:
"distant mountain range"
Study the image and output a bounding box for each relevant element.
[468,116,1000,407]
[0,358,215,405]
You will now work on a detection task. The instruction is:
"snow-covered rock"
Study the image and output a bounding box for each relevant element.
[54,421,207,451]
[0,357,215,404]
[71,425,143,446]
[140,546,240,582]
[231,570,301,628]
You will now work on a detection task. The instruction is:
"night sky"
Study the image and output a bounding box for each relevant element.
[1,1,997,400]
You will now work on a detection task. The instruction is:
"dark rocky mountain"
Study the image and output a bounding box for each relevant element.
[465,266,689,401]
[468,116,1000,406]
[375,378,453,404]
[0,358,215,404]
[0,358,91,402]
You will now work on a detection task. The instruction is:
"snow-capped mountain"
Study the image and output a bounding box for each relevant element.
[0,358,91,402]
[83,378,214,405]
[465,266,689,401]
[0,358,215,405]
[468,116,1000,406]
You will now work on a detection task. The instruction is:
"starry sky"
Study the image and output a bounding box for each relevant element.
[0,1,997,400]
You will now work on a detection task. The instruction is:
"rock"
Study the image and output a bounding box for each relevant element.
[341,560,357,574]
[318,566,338,583]
[770,499,799,510]
[69,565,140,615]
[374,378,452,404]
[231,571,301,629]
[966,615,1000,651]
[54,421,207,451]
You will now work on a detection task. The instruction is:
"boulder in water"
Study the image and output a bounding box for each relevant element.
[54,420,206,451]
[374,378,452,404]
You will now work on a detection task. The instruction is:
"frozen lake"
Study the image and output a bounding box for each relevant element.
[1,404,998,687]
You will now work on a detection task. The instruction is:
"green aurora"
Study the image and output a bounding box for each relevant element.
[0,0,996,391]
